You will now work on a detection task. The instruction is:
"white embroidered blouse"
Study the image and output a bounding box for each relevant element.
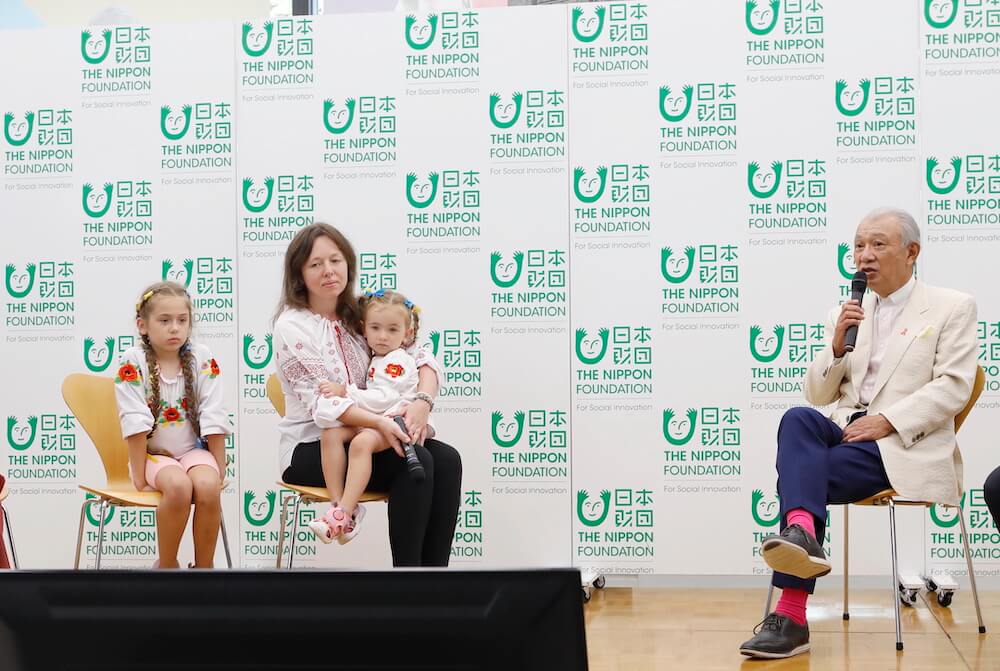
[114,343,232,459]
[272,308,442,472]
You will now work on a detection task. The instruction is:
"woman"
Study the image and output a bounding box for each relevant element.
[272,223,462,566]
[986,466,1000,528]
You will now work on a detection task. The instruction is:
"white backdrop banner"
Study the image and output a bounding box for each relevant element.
[2,1,999,583]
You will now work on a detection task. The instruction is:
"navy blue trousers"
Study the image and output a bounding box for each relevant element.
[772,407,892,593]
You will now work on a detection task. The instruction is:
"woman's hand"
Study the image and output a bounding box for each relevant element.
[377,416,411,458]
[319,380,347,398]
[399,398,432,446]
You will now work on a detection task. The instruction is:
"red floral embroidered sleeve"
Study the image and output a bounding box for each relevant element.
[114,348,155,439]
[194,344,232,437]
[273,314,355,428]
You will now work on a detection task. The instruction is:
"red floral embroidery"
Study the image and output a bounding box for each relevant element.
[210,359,220,376]
[368,367,375,380]
[181,397,190,411]
[202,358,221,379]
[385,363,405,378]
[162,407,181,422]
[115,363,141,386]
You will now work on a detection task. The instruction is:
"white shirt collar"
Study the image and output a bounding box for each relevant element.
[876,275,915,308]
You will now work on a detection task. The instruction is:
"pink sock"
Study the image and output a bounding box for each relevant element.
[774,587,809,626]
[786,508,816,538]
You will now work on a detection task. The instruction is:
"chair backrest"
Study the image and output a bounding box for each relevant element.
[266,373,285,418]
[61,373,131,489]
[955,366,985,433]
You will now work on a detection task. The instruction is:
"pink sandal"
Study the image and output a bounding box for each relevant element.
[307,505,350,544]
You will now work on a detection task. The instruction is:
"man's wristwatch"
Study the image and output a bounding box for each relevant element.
[414,391,435,411]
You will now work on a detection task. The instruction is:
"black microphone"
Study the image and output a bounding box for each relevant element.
[844,270,867,353]
[393,416,425,482]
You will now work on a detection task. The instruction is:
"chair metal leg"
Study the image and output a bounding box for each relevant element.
[888,499,903,651]
[843,505,850,620]
[957,507,987,634]
[74,499,93,569]
[4,506,18,569]
[764,582,775,620]
[276,494,293,569]
[288,496,303,570]
[219,509,233,569]
[95,500,109,570]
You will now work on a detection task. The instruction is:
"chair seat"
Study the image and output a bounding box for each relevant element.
[79,484,163,508]
[277,481,388,504]
[852,489,898,506]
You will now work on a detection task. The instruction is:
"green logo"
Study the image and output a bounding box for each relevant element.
[426,331,442,358]
[4,263,36,299]
[6,416,37,451]
[83,336,117,373]
[488,92,523,129]
[242,333,273,370]
[159,104,192,141]
[660,247,695,284]
[924,0,958,29]
[406,172,439,209]
[662,408,697,446]
[84,493,116,527]
[751,489,780,527]
[571,5,605,43]
[929,494,964,528]
[573,166,608,203]
[575,328,609,365]
[405,14,438,50]
[241,21,274,57]
[658,85,693,123]
[837,243,856,281]
[244,490,277,527]
[82,182,113,219]
[241,177,275,213]
[834,79,871,117]
[489,251,524,288]
[926,156,962,195]
[3,111,34,146]
[80,28,112,64]
[745,0,780,35]
[577,489,611,527]
[490,410,525,448]
[322,98,356,134]
[161,258,193,287]
[749,324,785,363]
[747,161,783,199]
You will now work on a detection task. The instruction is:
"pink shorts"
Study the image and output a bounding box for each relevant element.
[144,449,219,488]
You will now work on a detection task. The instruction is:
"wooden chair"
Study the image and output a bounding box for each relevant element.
[765,366,987,651]
[61,373,233,569]
[0,477,18,569]
[265,373,388,569]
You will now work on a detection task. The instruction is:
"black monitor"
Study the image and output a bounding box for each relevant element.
[0,568,588,670]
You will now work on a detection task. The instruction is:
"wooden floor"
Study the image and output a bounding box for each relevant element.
[584,585,999,670]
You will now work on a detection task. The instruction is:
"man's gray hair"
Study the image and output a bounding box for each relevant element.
[861,207,921,246]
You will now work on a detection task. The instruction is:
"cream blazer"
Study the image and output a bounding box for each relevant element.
[804,281,978,506]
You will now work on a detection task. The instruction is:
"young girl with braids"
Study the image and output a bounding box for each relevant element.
[114,281,231,568]
[307,288,433,544]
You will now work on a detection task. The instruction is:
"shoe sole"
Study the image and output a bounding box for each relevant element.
[739,643,810,659]
[307,520,334,544]
[761,538,831,579]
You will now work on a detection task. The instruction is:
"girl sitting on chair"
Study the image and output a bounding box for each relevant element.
[115,281,231,569]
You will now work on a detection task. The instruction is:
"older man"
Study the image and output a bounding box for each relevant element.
[739,208,978,659]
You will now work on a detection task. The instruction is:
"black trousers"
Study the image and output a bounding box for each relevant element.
[985,466,1000,528]
[282,437,462,567]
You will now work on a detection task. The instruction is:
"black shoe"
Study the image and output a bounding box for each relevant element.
[739,613,810,659]
[760,523,831,579]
